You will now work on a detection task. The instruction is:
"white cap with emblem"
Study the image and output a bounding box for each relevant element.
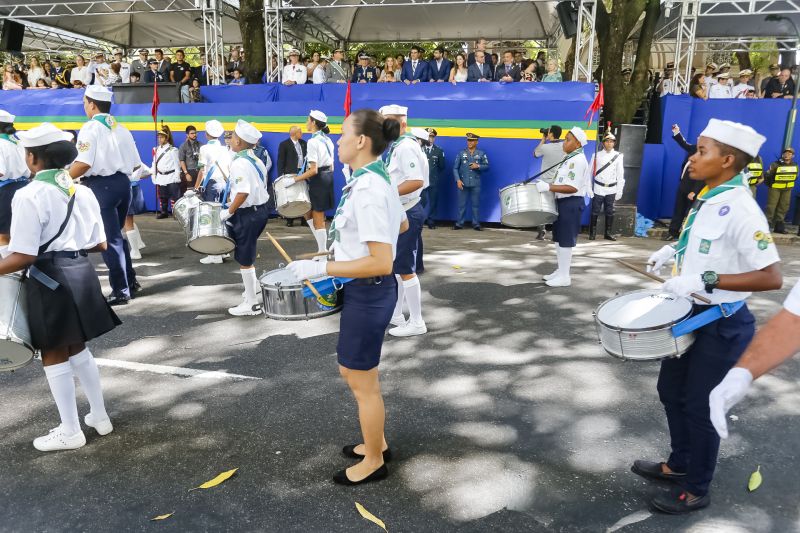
[699,118,766,158]
[234,119,261,144]
[17,122,73,148]
[85,85,113,102]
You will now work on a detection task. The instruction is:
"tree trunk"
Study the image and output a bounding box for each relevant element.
[238,0,266,84]
[735,51,752,70]
[564,37,576,81]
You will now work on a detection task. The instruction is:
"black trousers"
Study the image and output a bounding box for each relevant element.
[158,183,182,213]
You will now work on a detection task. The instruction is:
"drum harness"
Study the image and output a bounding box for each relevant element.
[221,152,264,208]
[25,193,77,292]
[522,150,581,184]
[592,153,620,188]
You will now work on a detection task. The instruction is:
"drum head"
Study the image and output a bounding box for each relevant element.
[277,201,312,219]
[0,340,34,372]
[501,211,558,228]
[188,236,236,255]
[596,290,692,330]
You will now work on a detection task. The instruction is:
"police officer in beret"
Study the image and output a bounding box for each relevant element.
[453,133,489,230]
[422,128,445,229]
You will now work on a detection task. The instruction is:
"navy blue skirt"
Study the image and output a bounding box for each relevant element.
[337,276,398,370]
[128,183,146,215]
[393,202,425,275]
[552,196,585,248]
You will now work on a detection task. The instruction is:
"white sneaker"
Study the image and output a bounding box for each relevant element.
[200,255,223,265]
[33,425,86,452]
[222,254,231,259]
[84,412,114,436]
[545,276,571,287]
[389,321,427,337]
[542,271,560,281]
[389,314,407,327]
[228,300,263,316]
[130,248,142,260]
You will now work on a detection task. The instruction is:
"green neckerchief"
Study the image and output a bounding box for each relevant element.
[91,113,116,130]
[385,133,417,166]
[0,133,17,144]
[328,159,391,243]
[34,168,75,197]
[674,172,746,273]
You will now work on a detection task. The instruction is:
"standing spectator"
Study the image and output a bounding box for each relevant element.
[378,56,400,82]
[351,52,378,83]
[467,51,492,82]
[91,52,110,86]
[665,124,704,240]
[449,53,469,83]
[131,49,149,80]
[113,50,131,83]
[494,50,521,82]
[708,72,732,98]
[105,62,122,86]
[732,69,755,98]
[188,78,202,101]
[70,55,92,87]
[718,63,734,86]
[658,64,675,95]
[514,50,527,71]
[41,61,54,86]
[229,69,246,85]
[491,53,500,69]
[178,125,202,195]
[368,56,382,80]
[764,67,796,99]
[170,49,193,101]
[533,51,546,79]
[689,73,708,99]
[422,128,445,229]
[153,49,171,79]
[306,51,321,81]
[401,45,429,84]
[276,125,307,226]
[453,133,489,230]
[226,48,242,81]
[27,57,45,89]
[144,59,166,83]
[468,38,494,72]
[532,125,564,240]
[395,53,405,72]
[312,56,328,84]
[760,63,780,97]
[2,64,23,90]
[702,62,717,92]
[621,67,632,84]
[541,59,562,82]
[282,49,307,85]
[326,48,350,83]
[194,55,210,85]
[428,47,452,82]
[50,57,70,87]
[764,148,798,233]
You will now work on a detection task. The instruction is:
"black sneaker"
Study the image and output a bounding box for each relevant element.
[106,295,130,306]
[631,460,686,483]
[650,486,710,515]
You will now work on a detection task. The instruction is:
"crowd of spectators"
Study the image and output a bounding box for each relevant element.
[659,61,796,100]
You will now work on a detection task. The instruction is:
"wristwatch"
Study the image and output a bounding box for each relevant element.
[702,271,720,294]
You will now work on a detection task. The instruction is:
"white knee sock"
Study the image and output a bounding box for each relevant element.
[241,268,260,302]
[133,223,145,249]
[69,348,108,421]
[556,246,573,278]
[392,274,405,319]
[313,228,328,253]
[43,362,80,435]
[306,218,316,235]
[404,276,424,324]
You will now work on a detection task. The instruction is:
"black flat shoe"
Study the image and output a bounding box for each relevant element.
[156,213,169,219]
[131,281,142,293]
[631,460,686,483]
[473,225,482,231]
[650,486,710,514]
[342,444,393,462]
[453,225,463,230]
[107,295,130,306]
[332,464,388,486]
[604,234,617,241]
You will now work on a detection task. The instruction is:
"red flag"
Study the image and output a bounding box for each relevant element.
[585,83,604,127]
[151,80,160,124]
[343,80,352,118]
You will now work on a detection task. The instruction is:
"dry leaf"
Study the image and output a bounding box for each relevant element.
[748,465,762,492]
[189,468,238,492]
[150,513,174,521]
[355,502,387,531]
[452,265,462,270]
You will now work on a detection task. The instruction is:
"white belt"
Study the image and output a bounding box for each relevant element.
[402,197,421,211]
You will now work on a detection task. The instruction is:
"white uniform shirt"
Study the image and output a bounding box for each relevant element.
[588,149,625,196]
[118,61,131,83]
[114,123,141,178]
[732,83,754,99]
[709,84,733,99]
[534,140,566,184]
[74,116,127,177]
[151,144,181,185]
[306,132,335,169]
[199,139,232,184]
[679,185,780,305]
[282,63,308,84]
[387,135,428,206]
[330,162,403,262]
[91,61,111,85]
[660,78,674,96]
[783,280,800,316]
[8,180,105,255]
[312,65,327,84]
[70,66,92,86]
[704,75,716,93]
[0,136,30,180]
[228,151,269,208]
[552,149,590,199]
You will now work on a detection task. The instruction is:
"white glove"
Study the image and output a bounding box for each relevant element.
[647,244,676,275]
[535,180,550,192]
[587,188,594,199]
[287,259,328,280]
[662,273,704,298]
[220,209,233,222]
[282,177,297,189]
[709,367,754,438]
[615,191,623,201]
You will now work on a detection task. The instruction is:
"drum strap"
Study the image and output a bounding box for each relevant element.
[302,276,354,298]
[26,194,77,291]
[0,177,28,188]
[671,300,745,337]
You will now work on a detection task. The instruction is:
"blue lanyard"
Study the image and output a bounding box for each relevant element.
[671,301,745,337]
[0,177,27,188]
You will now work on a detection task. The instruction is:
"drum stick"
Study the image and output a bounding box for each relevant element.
[616,259,712,305]
[265,232,327,301]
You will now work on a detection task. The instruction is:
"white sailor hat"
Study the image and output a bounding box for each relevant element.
[16,122,73,148]
[288,48,301,57]
[205,119,225,138]
[85,85,113,102]
[716,72,730,79]
[699,118,766,158]
[738,69,753,77]
[603,132,616,141]
[379,104,408,117]
[234,119,261,144]
[569,126,588,147]
[706,62,718,70]
[0,109,15,123]
[410,127,429,141]
[309,110,328,123]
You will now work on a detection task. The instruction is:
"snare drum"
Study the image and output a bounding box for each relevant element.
[259,268,342,320]
[594,289,695,361]
[173,190,201,232]
[0,273,34,372]
[187,201,236,255]
[274,174,311,218]
[499,182,558,228]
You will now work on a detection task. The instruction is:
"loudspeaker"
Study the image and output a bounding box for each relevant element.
[615,124,647,206]
[0,20,25,52]
[556,1,578,39]
[111,83,181,104]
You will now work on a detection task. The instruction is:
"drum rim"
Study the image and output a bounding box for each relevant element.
[187,235,235,254]
[499,182,537,193]
[0,336,36,371]
[259,268,334,289]
[594,289,694,333]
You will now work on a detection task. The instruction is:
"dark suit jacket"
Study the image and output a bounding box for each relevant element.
[493,63,522,82]
[193,64,211,85]
[277,138,308,176]
[428,59,452,81]
[401,60,430,82]
[144,70,166,83]
[467,52,494,73]
[155,59,171,77]
[467,62,492,82]
[672,132,704,194]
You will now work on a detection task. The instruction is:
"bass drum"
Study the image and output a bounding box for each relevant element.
[499,182,558,228]
[0,273,34,372]
[187,201,236,255]
[274,174,311,218]
[259,268,342,320]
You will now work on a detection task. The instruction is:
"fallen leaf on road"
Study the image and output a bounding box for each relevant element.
[150,513,174,521]
[748,465,762,492]
[189,468,238,492]
[355,502,387,531]
[452,265,462,270]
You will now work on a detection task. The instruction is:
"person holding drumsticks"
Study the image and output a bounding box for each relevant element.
[0,123,120,451]
[286,109,406,485]
[537,126,590,288]
[639,119,782,514]
[0,109,31,248]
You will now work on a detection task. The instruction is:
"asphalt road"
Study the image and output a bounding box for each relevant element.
[1,215,799,533]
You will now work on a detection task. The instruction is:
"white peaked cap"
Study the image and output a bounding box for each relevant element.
[85,85,113,102]
[569,126,588,147]
[379,104,408,117]
[205,119,225,138]
[699,118,766,158]
[410,127,429,141]
[309,110,328,123]
[235,119,261,144]
[0,109,15,122]
[17,123,73,148]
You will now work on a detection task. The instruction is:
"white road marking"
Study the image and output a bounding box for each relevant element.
[95,358,261,381]
[606,510,652,532]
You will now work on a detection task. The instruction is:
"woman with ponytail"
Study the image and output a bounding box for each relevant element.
[151,124,181,219]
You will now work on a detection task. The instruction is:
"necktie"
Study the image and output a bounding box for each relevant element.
[294,141,303,170]
[413,61,417,71]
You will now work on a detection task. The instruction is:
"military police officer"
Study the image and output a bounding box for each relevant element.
[588,132,625,240]
[422,128,445,229]
[745,154,764,196]
[453,133,489,230]
[764,147,798,233]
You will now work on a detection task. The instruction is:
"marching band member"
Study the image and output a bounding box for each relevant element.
[380,104,429,337]
[640,119,782,514]
[538,127,590,287]
[0,123,119,451]
[222,120,270,316]
[410,127,430,273]
[587,132,625,241]
[68,85,140,306]
[195,120,232,264]
[287,110,335,258]
[124,164,150,260]
[151,125,182,219]
[286,109,405,485]
[0,109,30,245]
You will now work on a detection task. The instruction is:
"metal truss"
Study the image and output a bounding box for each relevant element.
[264,0,284,82]
[0,0,200,18]
[201,0,226,85]
[698,0,800,16]
[671,0,698,94]
[15,20,118,54]
[572,0,597,81]
[282,0,552,10]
